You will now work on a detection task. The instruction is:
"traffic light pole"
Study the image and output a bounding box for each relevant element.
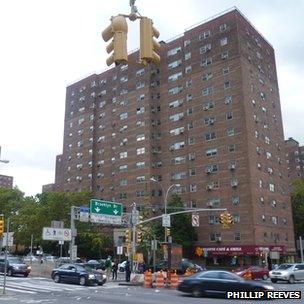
[3,217,9,294]
[70,206,76,262]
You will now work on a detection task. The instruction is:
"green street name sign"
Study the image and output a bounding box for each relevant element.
[90,199,122,217]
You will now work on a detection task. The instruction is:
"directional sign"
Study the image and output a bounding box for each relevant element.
[192,214,199,227]
[90,199,123,224]
[162,214,171,227]
[1,232,14,247]
[42,227,72,241]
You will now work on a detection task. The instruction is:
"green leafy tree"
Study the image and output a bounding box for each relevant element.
[291,180,304,240]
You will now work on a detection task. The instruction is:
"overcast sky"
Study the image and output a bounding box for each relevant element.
[0,0,303,196]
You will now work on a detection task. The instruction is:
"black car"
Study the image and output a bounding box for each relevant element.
[84,260,106,271]
[178,270,274,298]
[0,257,31,277]
[51,263,106,286]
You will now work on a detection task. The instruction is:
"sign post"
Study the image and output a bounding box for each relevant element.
[162,214,171,227]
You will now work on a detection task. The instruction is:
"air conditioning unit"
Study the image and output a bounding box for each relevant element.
[229,163,236,170]
[209,119,215,125]
[206,202,214,207]
[231,181,238,187]
[215,236,222,242]
[205,167,212,174]
[206,184,213,191]
[169,147,175,151]
[203,106,209,111]
[208,220,215,224]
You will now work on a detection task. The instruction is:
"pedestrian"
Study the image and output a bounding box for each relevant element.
[125,259,131,282]
[112,259,118,280]
[105,255,112,281]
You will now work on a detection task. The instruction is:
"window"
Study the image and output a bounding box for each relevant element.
[184,52,191,60]
[120,112,128,120]
[136,134,145,141]
[119,165,128,173]
[136,176,146,183]
[136,82,145,89]
[226,112,233,120]
[170,141,185,151]
[205,132,216,141]
[186,94,192,101]
[205,148,218,157]
[202,87,213,96]
[269,183,275,192]
[189,168,196,176]
[168,72,183,82]
[227,128,235,136]
[189,152,196,161]
[228,145,236,155]
[137,147,145,155]
[224,81,231,89]
[136,107,145,114]
[234,232,241,241]
[203,101,214,110]
[199,30,211,40]
[169,99,183,108]
[188,137,195,145]
[272,216,278,225]
[204,117,215,125]
[205,164,218,173]
[187,108,193,115]
[168,59,182,69]
[120,76,128,83]
[200,43,211,54]
[223,67,230,75]
[232,196,239,205]
[201,57,212,67]
[186,80,192,87]
[168,86,183,95]
[219,24,227,32]
[120,178,128,186]
[184,39,191,47]
[167,46,182,57]
[220,37,228,46]
[210,233,221,242]
[225,96,232,105]
[185,65,192,73]
[202,72,213,81]
[172,156,186,165]
[189,184,197,192]
[266,152,272,159]
[169,112,184,122]
[221,51,229,60]
[136,68,145,76]
[136,161,145,168]
[170,127,184,136]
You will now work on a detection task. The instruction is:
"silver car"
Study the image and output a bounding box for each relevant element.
[269,263,304,284]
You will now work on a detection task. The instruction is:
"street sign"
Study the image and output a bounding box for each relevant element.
[42,227,72,241]
[90,199,122,224]
[162,214,171,227]
[132,210,139,225]
[71,245,77,261]
[192,214,199,227]
[79,206,90,222]
[1,232,14,247]
[151,240,157,250]
[117,246,123,255]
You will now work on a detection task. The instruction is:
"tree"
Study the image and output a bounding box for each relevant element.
[291,180,304,240]
[151,194,197,256]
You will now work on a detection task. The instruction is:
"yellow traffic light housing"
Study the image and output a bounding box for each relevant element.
[102,15,128,66]
[140,17,160,65]
[166,228,171,236]
[0,217,4,237]
[219,212,233,229]
[125,229,131,243]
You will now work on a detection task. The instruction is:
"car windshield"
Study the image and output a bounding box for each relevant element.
[277,264,293,270]
[8,258,23,264]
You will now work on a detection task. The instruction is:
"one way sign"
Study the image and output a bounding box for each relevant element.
[192,214,199,227]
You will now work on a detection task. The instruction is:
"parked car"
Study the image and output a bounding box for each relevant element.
[0,257,31,277]
[269,263,304,284]
[235,265,269,280]
[84,260,105,271]
[57,257,83,265]
[23,255,39,263]
[178,270,274,298]
[51,263,106,286]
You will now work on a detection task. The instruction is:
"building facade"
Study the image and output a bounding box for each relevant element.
[0,174,13,189]
[285,137,304,184]
[51,8,295,264]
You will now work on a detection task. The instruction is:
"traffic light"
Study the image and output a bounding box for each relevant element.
[0,217,4,237]
[102,15,128,66]
[166,228,171,236]
[140,17,160,65]
[137,229,142,243]
[219,212,233,229]
[125,229,131,243]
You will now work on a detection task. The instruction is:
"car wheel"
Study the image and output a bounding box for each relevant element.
[7,269,13,276]
[79,276,86,286]
[262,274,268,280]
[271,279,277,283]
[191,286,203,298]
[24,273,29,278]
[288,275,295,284]
[54,274,60,283]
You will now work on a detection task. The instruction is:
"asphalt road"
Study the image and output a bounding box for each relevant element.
[0,276,303,304]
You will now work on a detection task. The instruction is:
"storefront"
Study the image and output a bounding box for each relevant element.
[195,245,288,268]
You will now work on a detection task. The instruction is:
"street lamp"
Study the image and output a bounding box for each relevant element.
[0,146,9,164]
[150,178,180,240]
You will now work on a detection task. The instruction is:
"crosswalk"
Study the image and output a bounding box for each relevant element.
[0,277,125,295]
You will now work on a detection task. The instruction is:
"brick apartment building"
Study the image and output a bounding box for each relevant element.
[48,8,295,264]
[285,137,304,184]
[0,174,13,189]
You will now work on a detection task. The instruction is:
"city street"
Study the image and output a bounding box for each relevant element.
[0,276,303,304]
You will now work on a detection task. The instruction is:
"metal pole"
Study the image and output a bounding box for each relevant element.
[300,236,304,263]
[70,206,75,262]
[131,203,137,273]
[30,234,33,263]
[153,239,156,273]
[3,218,9,294]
